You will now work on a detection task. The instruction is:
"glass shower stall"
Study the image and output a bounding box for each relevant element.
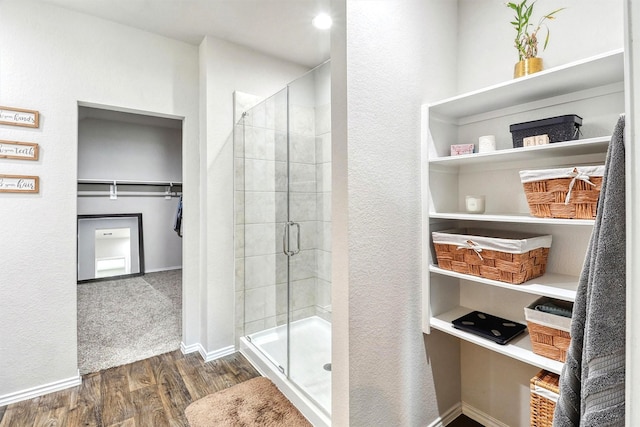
[234,61,331,423]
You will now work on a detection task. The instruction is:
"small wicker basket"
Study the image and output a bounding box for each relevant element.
[530,370,560,427]
[520,166,604,219]
[525,297,573,362]
[432,229,552,285]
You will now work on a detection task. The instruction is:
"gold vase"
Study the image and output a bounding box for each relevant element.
[514,57,543,78]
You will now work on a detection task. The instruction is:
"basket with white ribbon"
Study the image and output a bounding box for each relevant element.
[432,228,552,284]
[519,165,604,219]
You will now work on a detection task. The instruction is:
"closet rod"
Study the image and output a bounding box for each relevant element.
[77,179,183,186]
[77,191,182,197]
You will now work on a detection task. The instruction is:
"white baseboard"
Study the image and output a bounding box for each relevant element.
[180,342,235,362]
[426,403,462,427]
[180,341,202,355]
[145,266,182,273]
[0,372,81,407]
[462,402,511,427]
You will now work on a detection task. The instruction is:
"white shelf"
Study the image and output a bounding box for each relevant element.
[430,307,564,374]
[429,212,595,226]
[78,178,183,186]
[428,136,610,166]
[427,49,624,119]
[429,265,577,301]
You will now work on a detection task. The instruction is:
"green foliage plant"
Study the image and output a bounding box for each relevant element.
[507,1,564,61]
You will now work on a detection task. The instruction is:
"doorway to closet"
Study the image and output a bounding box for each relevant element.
[76,105,184,375]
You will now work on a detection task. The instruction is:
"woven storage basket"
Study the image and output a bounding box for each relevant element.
[525,297,573,362]
[520,165,604,219]
[431,229,552,285]
[530,370,560,427]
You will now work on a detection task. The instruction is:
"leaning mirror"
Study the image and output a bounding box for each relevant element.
[77,213,144,282]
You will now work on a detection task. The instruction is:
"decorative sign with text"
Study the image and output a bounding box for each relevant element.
[0,106,39,128]
[0,174,39,193]
[0,140,39,160]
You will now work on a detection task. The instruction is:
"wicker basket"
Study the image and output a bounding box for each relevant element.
[525,297,573,362]
[520,166,604,219]
[530,370,560,427]
[431,229,552,285]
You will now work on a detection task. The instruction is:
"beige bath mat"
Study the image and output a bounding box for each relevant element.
[185,376,312,426]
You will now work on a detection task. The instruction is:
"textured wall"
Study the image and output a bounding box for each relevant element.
[0,0,198,399]
[331,1,461,425]
[456,0,625,93]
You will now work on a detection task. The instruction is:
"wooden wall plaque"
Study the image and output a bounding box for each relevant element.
[0,174,39,193]
[0,140,39,160]
[0,106,39,128]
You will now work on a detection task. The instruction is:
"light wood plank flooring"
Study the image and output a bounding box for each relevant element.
[0,350,260,427]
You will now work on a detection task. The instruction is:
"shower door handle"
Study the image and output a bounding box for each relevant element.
[282,222,301,257]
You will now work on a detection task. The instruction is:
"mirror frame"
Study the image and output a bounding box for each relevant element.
[77,213,145,283]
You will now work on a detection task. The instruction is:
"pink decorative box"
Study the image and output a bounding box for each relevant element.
[451,144,474,156]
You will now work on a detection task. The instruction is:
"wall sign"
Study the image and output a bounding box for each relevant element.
[0,174,39,193]
[0,140,39,160]
[0,106,39,128]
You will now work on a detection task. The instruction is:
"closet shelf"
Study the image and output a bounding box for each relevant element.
[77,191,182,197]
[78,179,183,186]
[77,179,182,198]
[429,265,577,301]
[428,136,610,166]
[429,212,595,226]
[430,306,564,374]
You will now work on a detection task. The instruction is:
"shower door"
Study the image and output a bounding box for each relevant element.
[237,61,331,414]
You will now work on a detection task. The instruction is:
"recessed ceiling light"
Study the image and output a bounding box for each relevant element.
[312,13,332,30]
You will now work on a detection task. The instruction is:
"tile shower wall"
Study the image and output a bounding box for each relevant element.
[314,102,332,322]
[234,80,331,341]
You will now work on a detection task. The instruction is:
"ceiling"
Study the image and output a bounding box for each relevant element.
[38,0,332,68]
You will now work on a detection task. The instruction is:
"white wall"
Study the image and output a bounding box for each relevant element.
[0,0,198,401]
[457,0,624,93]
[78,117,182,182]
[625,1,640,424]
[331,0,462,425]
[198,36,308,354]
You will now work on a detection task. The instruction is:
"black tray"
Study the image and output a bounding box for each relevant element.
[452,311,526,345]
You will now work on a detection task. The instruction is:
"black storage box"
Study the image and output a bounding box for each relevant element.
[510,114,582,148]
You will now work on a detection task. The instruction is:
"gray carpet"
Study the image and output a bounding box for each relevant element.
[77,270,182,374]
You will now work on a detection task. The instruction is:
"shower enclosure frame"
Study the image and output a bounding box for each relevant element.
[234,62,331,427]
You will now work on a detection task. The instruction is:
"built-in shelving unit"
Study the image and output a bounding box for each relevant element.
[422,49,625,380]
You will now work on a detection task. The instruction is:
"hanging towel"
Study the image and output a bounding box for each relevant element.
[553,116,626,427]
[174,195,183,238]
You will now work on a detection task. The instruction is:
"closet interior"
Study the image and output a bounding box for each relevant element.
[75,106,184,374]
[76,106,183,280]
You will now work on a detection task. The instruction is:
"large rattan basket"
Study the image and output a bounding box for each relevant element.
[530,370,560,427]
[520,166,604,219]
[431,229,552,285]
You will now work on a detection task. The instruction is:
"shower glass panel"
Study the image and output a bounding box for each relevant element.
[286,62,332,413]
[238,87,289,375]
[236,61,331,416]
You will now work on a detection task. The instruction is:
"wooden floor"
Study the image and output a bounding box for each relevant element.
[448,414,485,427]
[0,350,260,427]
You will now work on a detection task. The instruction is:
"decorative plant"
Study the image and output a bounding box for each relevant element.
[507,1,564,61]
